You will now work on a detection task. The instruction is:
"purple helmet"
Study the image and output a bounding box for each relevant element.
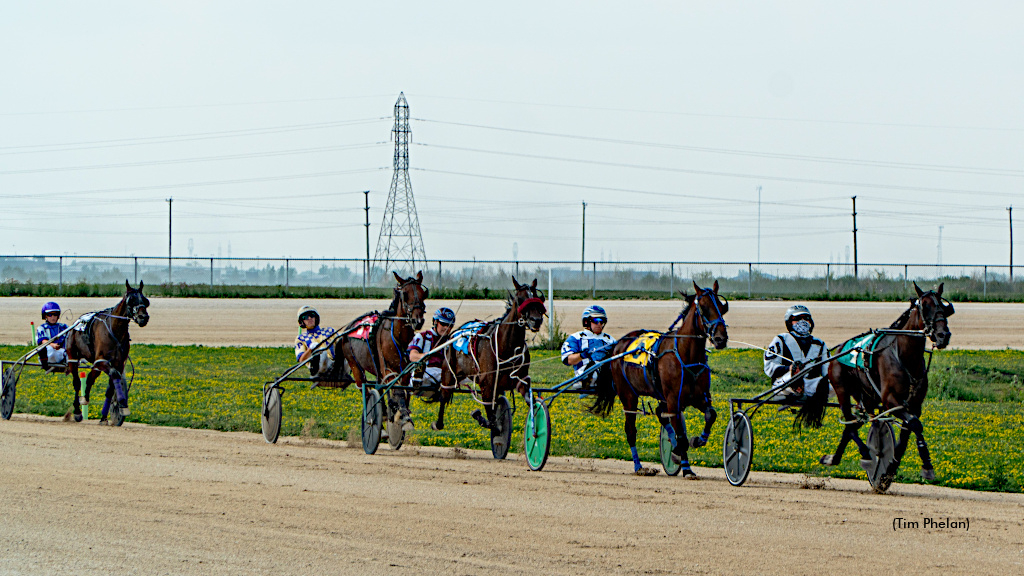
[41,301,60,319]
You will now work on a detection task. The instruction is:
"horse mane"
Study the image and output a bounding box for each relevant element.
[889,302,916,329]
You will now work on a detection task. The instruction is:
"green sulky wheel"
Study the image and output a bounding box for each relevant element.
[524,399,550,471]
[659,426,682,476]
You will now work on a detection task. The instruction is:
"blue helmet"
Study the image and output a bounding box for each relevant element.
[41,301,60,319]
[582,305,607,325]
[433,307,456,325]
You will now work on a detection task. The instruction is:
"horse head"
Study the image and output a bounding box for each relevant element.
[511,276,546,332]
[124,280,150,327]
[681,280,729,349]
[392,271,427,330]
[914,282,953,349]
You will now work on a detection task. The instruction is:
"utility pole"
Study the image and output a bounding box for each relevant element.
[166,197,173,284]
[581,201,586,275]
[364,190,370,293]
[852,196,858,279]
[1009,206,1014,282]
[757,185,762,264]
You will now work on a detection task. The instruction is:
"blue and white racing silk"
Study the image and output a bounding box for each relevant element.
[561,329,616,376]
[295,326,336,361]
[36,322,69,347]
[450,321,488,355]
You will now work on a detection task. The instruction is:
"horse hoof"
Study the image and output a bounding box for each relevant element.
[74,414,83,423]
[820,454,836,466]
[634,467,659,476]
[921,468,935,481]
[402,419,415,432]
[431,421,443,431]
[689,436,707,449]
[120,408,131,416]
[682,469,698,479]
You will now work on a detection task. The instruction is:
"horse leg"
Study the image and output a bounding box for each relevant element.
[391,388,414,431]
[688,393,717,450]
[100,380,115,423]
[70,369,83,422]
[887,410,934,481]
[432,365,455,431]
[110,368,129,414]
[620,395,649,474]
[472,377,495,429]
[820,400,869,466]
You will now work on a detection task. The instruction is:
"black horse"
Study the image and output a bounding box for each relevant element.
[65,281,150,425]
[797,282,952,490]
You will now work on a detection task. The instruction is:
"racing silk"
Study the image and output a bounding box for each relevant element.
[561,329,617,376]
[295,325,336,361]
[408,328,444,368]
[36,322,69,347]
[764,332,828,392]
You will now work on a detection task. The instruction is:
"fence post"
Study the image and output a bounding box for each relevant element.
[515,260,519,279]
[134,257,138,285]
[904,265,908,292]
[825,263,829,297]
[210,258,214,288]
[548,268,554,342]
[984,265,988,298]
[438,260,443,291]
[669,263,674,297]
[285,259,289,290]
[748,263,752,298]
[592,261,596,298]
[58,256,63,295]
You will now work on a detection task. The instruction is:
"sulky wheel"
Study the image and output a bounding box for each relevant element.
[659,425,681,476]
[862,420,897,493]
[261,385,282,444]
[490,396,513,460]
[361,388,383,455]
[387,421,405,451]
[110,404,126,427]
[723,411,753,486]
[524,398,550,471]
[1,366,18,420]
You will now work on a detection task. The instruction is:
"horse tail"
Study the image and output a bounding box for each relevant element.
[794,370,830,430]
[587,364,618,418]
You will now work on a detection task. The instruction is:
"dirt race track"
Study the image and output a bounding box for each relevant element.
[0,415,1021,576]
[2,297,1023,349]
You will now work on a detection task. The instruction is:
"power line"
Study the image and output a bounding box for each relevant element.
[0,94,394,117]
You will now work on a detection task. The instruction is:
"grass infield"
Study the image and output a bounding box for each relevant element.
[2,344,1021,492]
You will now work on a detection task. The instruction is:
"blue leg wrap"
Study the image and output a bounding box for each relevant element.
[680,460,691,471]
[630,446,642,471]
[665,424,678,449]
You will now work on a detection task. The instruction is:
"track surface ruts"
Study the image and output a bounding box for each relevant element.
[1,416,1021,575]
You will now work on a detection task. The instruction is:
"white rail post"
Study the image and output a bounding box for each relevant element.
[548,268,554,342]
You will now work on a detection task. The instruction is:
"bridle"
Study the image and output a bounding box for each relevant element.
[915,291,954,341]
[512,289,546,330]
[389,279,427,325]
[668,289,728,339]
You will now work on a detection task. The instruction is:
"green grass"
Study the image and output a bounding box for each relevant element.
[2,344,1021,492]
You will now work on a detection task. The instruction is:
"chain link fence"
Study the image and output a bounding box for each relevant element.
[1,255,1019,300]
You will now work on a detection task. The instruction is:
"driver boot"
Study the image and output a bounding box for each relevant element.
[37,349,49,371]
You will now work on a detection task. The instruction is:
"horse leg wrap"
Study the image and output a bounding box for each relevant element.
[630,446,642,472]
[100,398,111,420]
[664,424,678,449]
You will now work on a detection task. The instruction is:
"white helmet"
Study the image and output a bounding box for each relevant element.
[784,305,813,327]
[297,305,320,326]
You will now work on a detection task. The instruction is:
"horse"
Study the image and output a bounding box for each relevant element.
[590,281,729,476]
[65,280,150,424]
[432,277,546,432]
[797,282,953,489]
[337,271,428,429]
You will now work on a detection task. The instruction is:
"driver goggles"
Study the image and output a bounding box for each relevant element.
[590,317,606,324]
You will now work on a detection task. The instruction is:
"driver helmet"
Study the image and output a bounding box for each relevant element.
[297,305,320,327]
[784,305,813,330]
[433,307,456,326]
[41,301,61,320]
[582,305,608,327]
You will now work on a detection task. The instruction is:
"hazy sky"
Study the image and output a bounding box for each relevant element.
[2,2,1022,266]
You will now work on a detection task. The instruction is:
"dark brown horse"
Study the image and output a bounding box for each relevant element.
[798,282,952,489]
[65,281,150,424]
[433,277,546,432]
[338,271,427,429]
[590,281,729,476]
